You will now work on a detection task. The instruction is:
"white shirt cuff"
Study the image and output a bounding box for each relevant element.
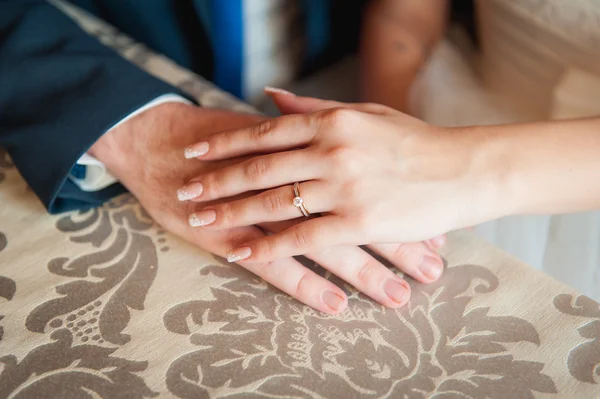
[69,94,192,192]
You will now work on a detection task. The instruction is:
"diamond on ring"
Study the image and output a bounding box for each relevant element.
[292,183,310,217]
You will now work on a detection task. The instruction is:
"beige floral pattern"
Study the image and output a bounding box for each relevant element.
[26,195,159,347]
[0,2,599,398]
[163,263,556,398]
[554,294,600,384]
[0,148,15,343]
[0,274,15,343]
[1,196,160,398]
[0,329,157,398]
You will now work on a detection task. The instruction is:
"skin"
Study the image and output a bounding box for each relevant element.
[85,0,452,313]
[179,91,600,264]
[360,0,448,113]
[89,102,446,315]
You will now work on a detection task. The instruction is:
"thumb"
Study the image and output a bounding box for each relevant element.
[264,86,391,116]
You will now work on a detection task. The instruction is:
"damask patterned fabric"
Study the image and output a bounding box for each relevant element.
[1,3,599,398]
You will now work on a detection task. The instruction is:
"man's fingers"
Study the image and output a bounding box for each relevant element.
[238,256,348,315]
[226,216,351,263]
[198,225,347,314]
[304,245,411,308]
[369,242,444,284]
[258,220,411,308]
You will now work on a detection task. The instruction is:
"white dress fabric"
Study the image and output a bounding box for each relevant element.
[412,25,600,301]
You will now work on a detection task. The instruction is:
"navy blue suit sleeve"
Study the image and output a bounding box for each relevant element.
[0,0,196,213]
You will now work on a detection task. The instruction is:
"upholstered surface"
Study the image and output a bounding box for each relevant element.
[1,3,599,398]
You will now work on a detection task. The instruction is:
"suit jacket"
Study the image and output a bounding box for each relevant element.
[0,0,367,214]
[70,0,367,98]
[0,0,198,213]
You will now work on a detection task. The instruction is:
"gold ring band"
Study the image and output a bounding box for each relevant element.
[292,182,310,217]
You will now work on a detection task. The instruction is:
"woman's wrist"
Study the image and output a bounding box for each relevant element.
[389,122,513,232]
[455,118,600,222]
[475,124,531,219]
[443,125,520,226]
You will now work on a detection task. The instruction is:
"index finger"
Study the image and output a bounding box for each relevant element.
[184,114,317,161]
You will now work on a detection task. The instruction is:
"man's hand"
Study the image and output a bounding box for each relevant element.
[89,103,445,314]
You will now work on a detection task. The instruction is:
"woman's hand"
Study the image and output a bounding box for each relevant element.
[93,102,450,314]
[180,92,501,264]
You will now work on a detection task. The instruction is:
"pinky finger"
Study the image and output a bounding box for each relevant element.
[227,216,352,264]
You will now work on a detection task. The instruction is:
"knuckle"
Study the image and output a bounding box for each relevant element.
[352,208,372,230]
[227,231,256,252]
[254,238,274,262]
[327,146,360,173]
[209,135,227,155]
[251,119,275,141]
[292,228,311,250]
[244,158,269,181]
[356,260,377,285]
[392,243,413,260]
[215,203,235,227]
[318,107,354,129]
[263,192,284,213]
[362,102,390,114]
[293,272,311,298]
[203,175,221,199]
[344,181,363,199]
[255,261,275,277]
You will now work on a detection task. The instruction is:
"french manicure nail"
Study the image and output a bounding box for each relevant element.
[419,255,443,281]
[184,142,209,159]
[177,182,203,201]
[188,210,216,227]
[384,279,410,304]
[226,247,252,263]
[322,291,344,312]
[264,86,295,96]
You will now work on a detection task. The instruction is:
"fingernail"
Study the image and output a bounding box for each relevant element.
[384,279,410,304]
[428,235,447,249]
[226,247,252,263]
[322,291,344,312]
[184,142,209,159]
[419,255,443,281]
[188,210,216,227]
[264,86,295,96]
[177,182,203,201]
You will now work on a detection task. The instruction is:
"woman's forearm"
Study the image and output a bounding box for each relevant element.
[470,118,600,218]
